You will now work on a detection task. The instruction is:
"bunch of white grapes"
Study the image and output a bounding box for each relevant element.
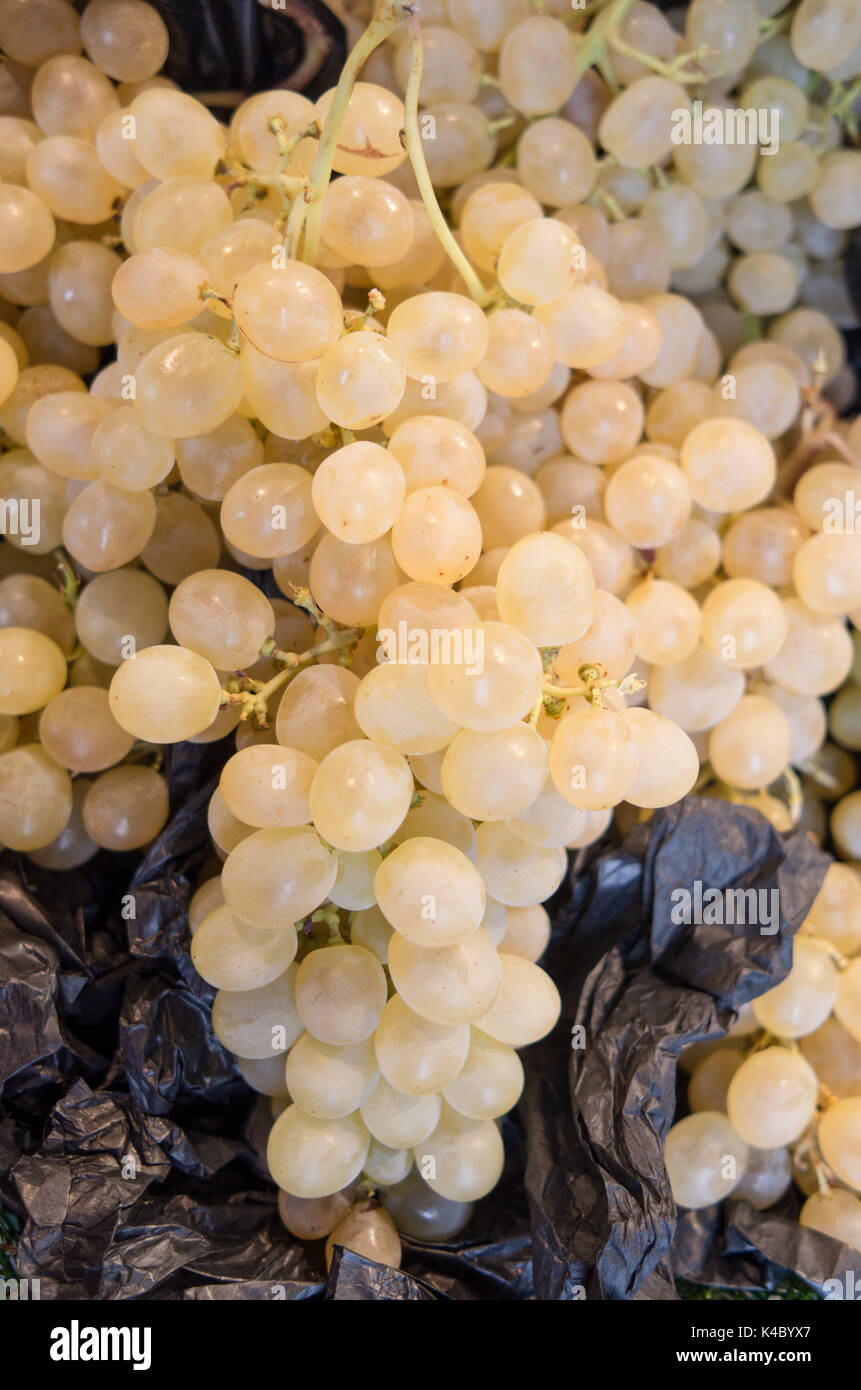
[0,0,860,1266]
[666,860,861,1252]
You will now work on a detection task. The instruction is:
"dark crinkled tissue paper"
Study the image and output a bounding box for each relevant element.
[1,0,859,1302]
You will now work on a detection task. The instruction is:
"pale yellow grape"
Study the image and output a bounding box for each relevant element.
[817,1097,861,1190]
[374,994,470,1097]
[386,416,485,497]
[497,904,550,963]
[676,115,759,200]
[0,629,64,718]
[599,78,690,168]
[222,464,316,561]
[109,644,222,742]
[27,776,98,871]
[763,598,853,697]
[219,745,317,831]
[275,666,361,762]
[390,486,481,585]
[427,620,542,732]
[321,176,414,267]
[168,569,274,669]
[0,0,81,65]
[391,791,477,864]
[268,1105,369,1199]
[749,680,826,766]
[604,456,692,552]
[711,362,801,441]
[465,953,548,1049]
[497,15,577,116]
[534,285,626,370]
[794,462,860,532]
[0,337,18,408]
[534,457,605,527]
[309,533,404,627]
[133,332,243,439]
[220,826,337,934]
[476,310,554,401]
[723,509,807,589]
[242,346,329,444]
[835,959,861,1044]
[382,369,487,436]
[309,739,413,852]
[207,788,254,858]
[0,743,72,851]
[0,188,55,276]
[495,530,595,648]
[637,294,705,389]
[327,849,379,912]
[189,876,225,935]
[354,662,458,757]
[802,863,861,957]
[80,0,167,82]
[811,151,861,231]
[679,418,776,513]
[605,220,670,301]
[708,694,792,791]
[386,292,489,385]
[111,248,207,330]
[640,184,711,272]
[801,1018,861,1104]
[441,1032,522,1123]
[511,361,572,414]
[0,575,75,655]
[441,724,547,823]
[800,1189,861,1251]
[300,945,388,1049]
[589,301,663,382]
[315,82,407,179]
[832,794,861,861]
[791,0,861,70]
[471,467,546,549]
[39,686,133,773]
[459,183,542,275]
[753,937,838,1040]
[415,1103,505,1202]
[285,1033,379,1121]
[647,644,745,734]
[191,905,297,992]
[95,109,150,188]
[91,405,173,491]
[730,1144,793,1211]
[233,261,342,364]
[548,705,639,811]
[623,707,699,809]
[794,533,861,617]
[386,930,498,1035]
[24,392,113,481]
[362,1142,412,1189]
[654,519,721,591]
[48,241,123,347]
[128,87,225,178]
[234,90,316,175]
[626,579,701,668]
[497,219,580,308]
[374,200,448,291]
[769,307,845,385]
[174,412,262,502]
[516,117,597,208]
[446,0,530,52]
[211,963,300,1059]
[198,220,274,317]
[475,822,567,908]
[701,578,789,671]
[554,591,636,686]
[553,517,633,596]
[374,837,484,949]
[315,331,406,431]
[31,53,118,140]
[665,1112,748,1209]
[361,1077,440,1151]
[558,381,643,466]
[26,136,122,226]
[688,1050,743,1114]
[75,567,168,666]
[503,760,586,843]
[393,22,480,104]
[82,764,168,850]
[645,382,712,451]
[324,1201,402,1269]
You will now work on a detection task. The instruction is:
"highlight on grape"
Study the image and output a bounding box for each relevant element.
[0,0,859,1286]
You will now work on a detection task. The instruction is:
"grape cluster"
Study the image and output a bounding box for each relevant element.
[0,0,861,1270]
